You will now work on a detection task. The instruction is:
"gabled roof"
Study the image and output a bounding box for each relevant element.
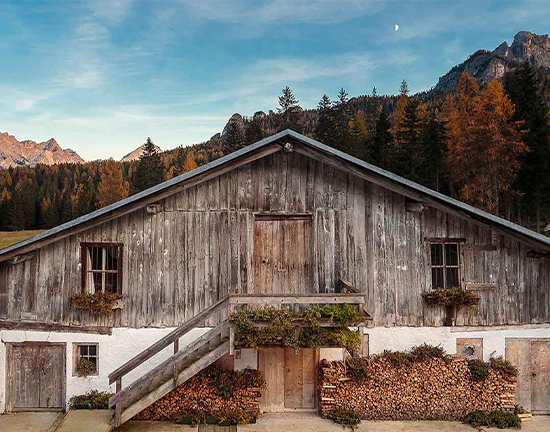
[1,129,550,261]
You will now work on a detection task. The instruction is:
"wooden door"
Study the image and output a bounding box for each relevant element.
[253,216,312,294]
[531,341,550,414]
[6,343,66,411]
[258,348,318,412]
[284,348,318,410]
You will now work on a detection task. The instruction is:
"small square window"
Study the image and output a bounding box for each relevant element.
[73,343,99,377]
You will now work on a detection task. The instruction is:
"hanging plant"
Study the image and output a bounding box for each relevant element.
[71,291,123,315]
[422,287,480,309]
[76,358,97,377]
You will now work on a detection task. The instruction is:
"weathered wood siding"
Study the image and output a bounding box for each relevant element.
[2,151,550,328]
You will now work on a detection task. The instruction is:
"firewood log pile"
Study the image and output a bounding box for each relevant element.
[319,356,517,421]
[134,366,263,423]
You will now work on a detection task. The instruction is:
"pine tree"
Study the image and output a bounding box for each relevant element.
[315,94,334,144]
[333,88,352,151]
[443,73,526,214]
[277,86,301,131]
[505,62,550,231]
[97,158,129,208]
[182,152,198,173]
[392,80,410,136]
[223,121,246,154]
[347,110,369,158]
[245,118,264,145]
[132,138,164,193]
[394,97,424,181]
[370,107,392,168]
[421,111,447,192]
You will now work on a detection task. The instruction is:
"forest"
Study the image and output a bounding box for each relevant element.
[0,62,549,234]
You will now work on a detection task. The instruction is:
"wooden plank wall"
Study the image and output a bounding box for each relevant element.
[3,151,550,328]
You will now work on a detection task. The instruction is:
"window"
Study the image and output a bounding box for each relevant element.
[73,343,99,376]
[81,244,122,293]
[429,240,460,289]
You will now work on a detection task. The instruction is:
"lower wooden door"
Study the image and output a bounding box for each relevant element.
[258,348,318,412]
[6,343,66,411]
[505,338,550,414]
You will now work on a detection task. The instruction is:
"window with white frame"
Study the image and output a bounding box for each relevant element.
[73,343,99,376]
[81,244,121,293]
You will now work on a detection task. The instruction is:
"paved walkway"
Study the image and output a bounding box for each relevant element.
[1,411,548,432]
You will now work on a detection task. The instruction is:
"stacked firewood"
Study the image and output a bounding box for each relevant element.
[135,367,263,422]
[319,356,517,421]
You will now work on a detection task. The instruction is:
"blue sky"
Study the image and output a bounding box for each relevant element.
[1,0,549,161]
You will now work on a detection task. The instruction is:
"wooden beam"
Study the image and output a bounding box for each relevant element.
[228,293,365,305]
[108,296,228,384]
[0,320,112,335]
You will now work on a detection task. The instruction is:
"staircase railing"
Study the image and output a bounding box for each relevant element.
[108,295,230,389]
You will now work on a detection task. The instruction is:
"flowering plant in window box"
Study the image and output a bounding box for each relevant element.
[422,287,480,326]
[71,291,123,315]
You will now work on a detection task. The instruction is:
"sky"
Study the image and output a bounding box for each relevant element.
[1,0,549,161]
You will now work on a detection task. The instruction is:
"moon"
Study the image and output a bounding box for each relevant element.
[394,24,399,32]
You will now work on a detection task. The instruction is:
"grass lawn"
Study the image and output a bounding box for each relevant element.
[0,230,45,250]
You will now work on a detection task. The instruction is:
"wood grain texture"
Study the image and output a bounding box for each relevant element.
[2,150,550,328]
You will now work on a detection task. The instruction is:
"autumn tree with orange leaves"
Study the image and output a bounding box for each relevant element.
[442,72,525,214]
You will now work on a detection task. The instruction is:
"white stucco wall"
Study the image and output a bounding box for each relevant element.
[2,324,549,413]
[0,326,209,413]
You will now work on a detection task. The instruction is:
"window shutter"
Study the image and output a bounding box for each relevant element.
[80,245,87,293]
[117,245,123,294]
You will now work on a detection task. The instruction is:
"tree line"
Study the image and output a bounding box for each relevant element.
[1,61,549,233]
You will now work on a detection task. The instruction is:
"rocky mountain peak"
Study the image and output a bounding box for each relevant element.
[221,113,245,137]
[0,132,84,169]
[120,143,162,162]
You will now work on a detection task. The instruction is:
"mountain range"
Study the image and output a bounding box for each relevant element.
[1,30,549,170]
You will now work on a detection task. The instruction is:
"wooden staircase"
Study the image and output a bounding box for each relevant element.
[108,297,230,428]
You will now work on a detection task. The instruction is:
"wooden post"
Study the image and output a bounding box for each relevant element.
[229,325,235,355]
[358,325,365,358]
[116,378,121,393]
[174,339,179,355]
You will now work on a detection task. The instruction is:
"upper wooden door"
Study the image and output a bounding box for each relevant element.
[253,215,312,294]
[6,343,66,411]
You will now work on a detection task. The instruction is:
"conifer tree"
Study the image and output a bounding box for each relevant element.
[370,107,392,168]
[245,118,264,145]
[182,152,198,173]
[421,111,447,192]
[132,138,164,193]
[315,94,334,144]
[277,86,301,131]
[443,73,526,214]
[333,87,352,151]
[392,80,410,135]
[394,97,424,181]
[505,62,550,230]
[223,121,246,154]
[97,158,129,208]
[348,110,369,158]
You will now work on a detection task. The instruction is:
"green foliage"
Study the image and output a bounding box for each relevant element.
[69,390,113,410]
[463,410,522,429]
[372,344,450,367]
[76,358,96,377]
[132,137,164,193]
[468,359,490,382]
[326,408,362,430]
[490,356,518,379]
[70,291,122,315]
[422,287,480,309]
[229,304,361,353]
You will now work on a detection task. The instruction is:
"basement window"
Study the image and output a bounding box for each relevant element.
[81,244,122,293]
[73,343,99,377]
[429,240,460,289]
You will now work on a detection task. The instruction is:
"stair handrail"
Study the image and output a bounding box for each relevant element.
[108,295,230,385]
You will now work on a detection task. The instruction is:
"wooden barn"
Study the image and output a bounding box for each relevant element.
[0,130,549,425]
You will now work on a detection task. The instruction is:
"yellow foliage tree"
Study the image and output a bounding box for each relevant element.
[442,72,526,214]
[182,152,198,173]
[97,158,129,208]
